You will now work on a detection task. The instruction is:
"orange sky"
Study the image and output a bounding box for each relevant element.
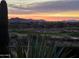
[8,13,79,21]
[7,0,79,21]
[6,0,79,21]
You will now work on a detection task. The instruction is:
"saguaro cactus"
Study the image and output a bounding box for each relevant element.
[0,0,9,56]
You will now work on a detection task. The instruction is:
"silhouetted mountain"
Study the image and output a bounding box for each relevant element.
[9,17,46,24]
[63,20,79,23]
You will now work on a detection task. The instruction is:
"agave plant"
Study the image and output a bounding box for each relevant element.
[10,33,75,58]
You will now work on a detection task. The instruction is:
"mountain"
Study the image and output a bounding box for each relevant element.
[63,20,79,23]
[9,17,46,24]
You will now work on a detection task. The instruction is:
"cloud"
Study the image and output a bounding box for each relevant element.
[8,1,79,14]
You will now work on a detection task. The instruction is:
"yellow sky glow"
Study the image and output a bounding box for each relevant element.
[8,11,79,21]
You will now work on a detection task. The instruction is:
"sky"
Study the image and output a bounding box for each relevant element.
[2,0,79,21]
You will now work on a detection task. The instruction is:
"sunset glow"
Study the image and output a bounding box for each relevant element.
[5,0,79,21]
[8,14,79,21]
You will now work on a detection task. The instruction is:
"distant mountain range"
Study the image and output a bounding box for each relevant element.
[63,20,79,23]
[9,17,46,24]
[9,17,79,24]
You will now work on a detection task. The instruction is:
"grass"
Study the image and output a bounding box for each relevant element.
[64,26,79,30]
[9,29,79,37]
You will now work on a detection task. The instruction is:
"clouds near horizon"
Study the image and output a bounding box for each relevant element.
[1,0,79,21]
[6,0,79,14]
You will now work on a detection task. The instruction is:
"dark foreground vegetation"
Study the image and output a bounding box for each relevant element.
[8,20,79,58]
[9,33,79,58]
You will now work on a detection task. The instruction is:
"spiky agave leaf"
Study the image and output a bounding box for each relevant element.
[10,33,75,58]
